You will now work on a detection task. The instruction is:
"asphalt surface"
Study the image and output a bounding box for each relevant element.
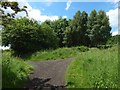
[23,58,73,90]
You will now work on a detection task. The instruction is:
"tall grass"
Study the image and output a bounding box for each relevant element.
[25,46,89,61]
[66,45,118,88]
[2,50,33,88]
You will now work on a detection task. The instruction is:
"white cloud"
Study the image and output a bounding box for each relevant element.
[65,0,72,10]
[28,9,59,22]
[112,30,118,36]
[1,7,15,15]
[26,8,59,22]
[62,16,67,18]
[106,8,119,36]
[106,8,118,27]
[107,0,119,3]
[0,46,10,50]
[3,1,59,22]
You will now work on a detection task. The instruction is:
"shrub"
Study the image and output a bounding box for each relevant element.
[2,17,59,55]
[2,51,33,88]
[96,45,112,49]
[72,46,89,52]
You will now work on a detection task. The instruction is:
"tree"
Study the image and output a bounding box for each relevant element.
[64,11,89,47]
[80,11,90,46]
[2,17,41,54]
[87,10,98,46]
[0,1,28,27]
[87,10,111,46]
[40,23,59,49]
[2,17,59,55]
[44,17,69,47]
[96,10,111,45]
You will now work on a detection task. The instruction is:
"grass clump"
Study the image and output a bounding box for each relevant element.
[2,50,33,88]
[66,45,118,88]
[25,46,89,61]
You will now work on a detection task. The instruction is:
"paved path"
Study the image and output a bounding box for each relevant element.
[23,58,73,90]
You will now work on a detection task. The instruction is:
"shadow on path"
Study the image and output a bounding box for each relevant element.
[23,77,67,90]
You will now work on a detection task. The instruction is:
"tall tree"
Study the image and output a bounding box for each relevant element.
[87,10,98,46]
[64,10,89,46]
[87,10,111,46]
[96,10,111,45]
[80,11,90,46]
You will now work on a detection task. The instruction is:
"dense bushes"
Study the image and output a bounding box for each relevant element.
[2,17,59,55]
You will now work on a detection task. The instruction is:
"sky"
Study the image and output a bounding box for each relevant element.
[0,0,119,49]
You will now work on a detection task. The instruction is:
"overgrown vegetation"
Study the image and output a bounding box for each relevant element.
[66,45,118,88]
[2,50,33,88]
[23,46,89,61]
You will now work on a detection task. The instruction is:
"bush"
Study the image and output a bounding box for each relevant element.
[72,46,89,52]
[2,17,59,55]
[2,51,33,88]
[96,45,112,49]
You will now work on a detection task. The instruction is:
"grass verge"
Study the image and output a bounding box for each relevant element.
[66,45,118,88]
[2,51,33,88]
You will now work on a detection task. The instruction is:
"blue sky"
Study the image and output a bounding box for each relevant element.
[28,2,115,19]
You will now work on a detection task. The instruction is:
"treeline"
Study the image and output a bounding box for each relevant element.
[2,10,112,55]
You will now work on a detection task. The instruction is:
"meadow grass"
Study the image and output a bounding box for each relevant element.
[66,45,118,88]
[24,46,89,61]
[2,50,33,88]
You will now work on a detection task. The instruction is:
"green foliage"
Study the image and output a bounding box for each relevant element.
[96,45,112,49]
[107,35,119,45]
[44,18,69,47]
[23,46,89,61]
[2,17,41,54]
[2,50,33,88]
[74,46,89,52]
[66,45,118,88]
[2,17,58,55]
[41,23,59,49]
[64,11,89,47]
[87,10,111,46]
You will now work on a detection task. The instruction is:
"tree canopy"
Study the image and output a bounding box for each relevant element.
[1,2,112,55]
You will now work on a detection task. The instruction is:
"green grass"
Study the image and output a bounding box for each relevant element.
[66,45,118,88]
[23,46,89,61]
[2,50,33,88]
